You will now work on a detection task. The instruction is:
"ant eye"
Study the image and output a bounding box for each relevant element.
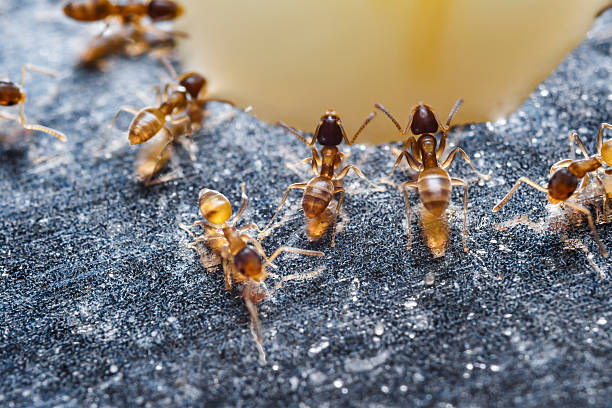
[411,105,438,135]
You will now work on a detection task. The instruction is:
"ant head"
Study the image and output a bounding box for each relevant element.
[601,139,612,167]
[547,168,579,203]
[316,110,343,146]
[417,134,437,155]
[179,73,207,99]
[411,103,439,135]
[198,189,232,225]
[147,0,184,22]
[234,247,265,281]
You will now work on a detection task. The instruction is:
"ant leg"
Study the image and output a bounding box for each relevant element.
[337,165,385,191]
[179,220,207,235]
[199,97,235,106]
[20,64,58,85]
[441,147,490,180]
[330,187,345,247]
[287,157,313,169]
[222,258,233,291]
[239,223,263,235]
[597,123,612,155]
[437,132,447,160]
[568,132,590,159]
[549,159,574,177]
[231,184,249,225]
[592,174,610,222]
[17,103,66,141]
[105,106,139,139]
[563,201,608,257]
[492,177,547,212]
[185,235,207,250]
[451,178,469,252]
[159,56,179,80]
[389,150,420,178]
[263,247,324,269]
[261,183,308,233]
[277,121,316,146]
[401,180,418,250]
[374,103,407,136]
[344,111,376,145]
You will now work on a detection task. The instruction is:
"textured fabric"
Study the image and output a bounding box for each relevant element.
[0,2,611,407]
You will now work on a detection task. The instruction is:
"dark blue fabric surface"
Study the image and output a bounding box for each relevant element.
[0,1,611,407]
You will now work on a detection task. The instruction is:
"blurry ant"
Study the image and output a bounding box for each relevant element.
[0,64,66,142]
[180,185,324,363]
[64,0,185,65]
[64,0,183,27]
[262,110,382,247]
[376,99,489,251]
[493,123,612,257]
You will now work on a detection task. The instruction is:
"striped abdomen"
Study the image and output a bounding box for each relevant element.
[0,81,24,106]
[63,0,115,21]
[128,108,165,145]
[418,167,451,217]
[303,177,335,218]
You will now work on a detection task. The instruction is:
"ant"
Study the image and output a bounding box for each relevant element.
[493,123,612,257]
[261,110,382,247]
[375,99,489,251]
[107,62,229,184]
[64,0,184,65]
[64,0,183,26]
[0,64,66,142]
[180,184,324,363]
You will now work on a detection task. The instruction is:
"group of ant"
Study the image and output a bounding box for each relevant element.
[2,0,611,362]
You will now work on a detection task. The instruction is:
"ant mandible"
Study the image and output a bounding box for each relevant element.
[375,99,489,251]
[180,184,324,362]
[0,64,67,142]
[493,123,612,257]
[261,110,382,247]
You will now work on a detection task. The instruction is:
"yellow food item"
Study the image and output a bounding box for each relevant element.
[179,0,609,143]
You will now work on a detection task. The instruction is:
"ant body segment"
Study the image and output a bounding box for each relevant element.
[262,110,382,247]
[377,99,489,251]
[493,123,612,257]
[0,64,66,142]
[180,185,324,362]
[64,0,183,25]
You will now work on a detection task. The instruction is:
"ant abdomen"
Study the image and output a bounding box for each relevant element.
[198,189,232,224]
[63,0,114,22]
[418,167,452,217]
[303,177,335,218]
[0,81,24,106]
[128,108,165,144]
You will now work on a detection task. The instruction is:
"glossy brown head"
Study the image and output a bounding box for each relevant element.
[316,110,344,146]
[411,104,439,135]
[179,73,206,99]
[0,81,24,106]
[234,247,265,281]
[147,0,183,21]
[547,168,579,203]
